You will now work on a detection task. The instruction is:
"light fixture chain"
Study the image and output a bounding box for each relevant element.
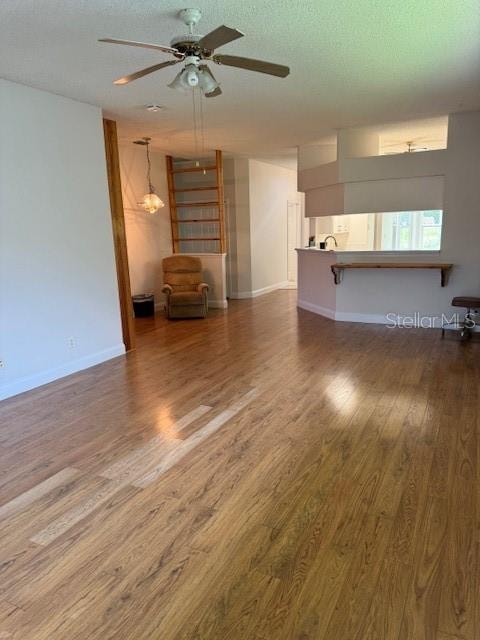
[200,90,206,155]
[146,139,154,193]
[192,87,199,158]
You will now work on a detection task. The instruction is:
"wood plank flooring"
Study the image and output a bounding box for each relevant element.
[0,290,478,639]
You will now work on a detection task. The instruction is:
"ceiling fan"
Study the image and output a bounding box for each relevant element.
[383,139,430,155]
[99,8,290,98]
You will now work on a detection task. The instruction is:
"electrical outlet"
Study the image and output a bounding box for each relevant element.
[67,337,77,349]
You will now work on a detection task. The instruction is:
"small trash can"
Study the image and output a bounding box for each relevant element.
[132,294,155,318]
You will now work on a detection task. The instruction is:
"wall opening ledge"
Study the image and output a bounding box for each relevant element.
[330,262,453,286]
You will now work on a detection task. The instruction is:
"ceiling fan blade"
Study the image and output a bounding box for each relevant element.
[197,26,244,51]
[114,59,180,85]
[99,38,180,55]
[213,54,289,78]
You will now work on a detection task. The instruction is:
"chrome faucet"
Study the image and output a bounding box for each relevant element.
[324,235,338,248]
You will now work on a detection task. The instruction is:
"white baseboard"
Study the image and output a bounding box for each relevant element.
[297,299,336,320]
[230,281,290,300]
[298,302,464,329]
[334,310,390,324]
[209,299,228,309]
[0,344,126,401]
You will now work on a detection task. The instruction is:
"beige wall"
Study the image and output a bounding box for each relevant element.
[119,144,172,308]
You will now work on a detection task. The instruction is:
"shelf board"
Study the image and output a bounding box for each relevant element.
[174,218,220,223]
[174,237,221,241]
[330,262,453,286]
[173,186,218,193]
[172,165,217,174]
[175,201,219,208]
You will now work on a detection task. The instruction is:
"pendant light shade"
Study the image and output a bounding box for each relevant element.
[140,192,164,214]
[168,64,200,92]
[168,70,186,92]
[198,68,219,94]
[133,137,164,213]
[168,62,219,96]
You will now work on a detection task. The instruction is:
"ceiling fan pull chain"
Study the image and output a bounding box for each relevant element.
[200,90,206,156]
[192,86,199,158]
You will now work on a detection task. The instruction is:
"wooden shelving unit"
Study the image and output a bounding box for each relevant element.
[166,150,226,254]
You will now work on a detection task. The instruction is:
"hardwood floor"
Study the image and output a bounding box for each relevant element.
[0,290,478,639]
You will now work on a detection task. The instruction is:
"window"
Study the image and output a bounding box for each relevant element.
[314,210,443,251]
[380,210,443,251]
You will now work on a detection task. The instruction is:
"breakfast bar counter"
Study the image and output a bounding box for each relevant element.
[296,248,455,326]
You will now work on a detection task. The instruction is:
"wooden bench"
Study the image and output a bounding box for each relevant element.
[330,262,453,287]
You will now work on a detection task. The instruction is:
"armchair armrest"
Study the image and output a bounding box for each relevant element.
[162,284,173,295]
[197,283,209,293]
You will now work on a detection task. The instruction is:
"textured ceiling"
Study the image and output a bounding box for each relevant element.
[1,1,479,159]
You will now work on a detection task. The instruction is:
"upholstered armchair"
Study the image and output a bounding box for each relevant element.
[162,255,209,319]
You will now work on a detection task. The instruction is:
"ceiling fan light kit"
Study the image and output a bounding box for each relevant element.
[99,7,290,97]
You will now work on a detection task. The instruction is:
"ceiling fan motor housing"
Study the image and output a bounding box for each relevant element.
[170,34,214,59]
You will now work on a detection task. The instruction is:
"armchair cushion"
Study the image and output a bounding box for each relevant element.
[163,255,202,273]
[165,271,202,291]
[169,291,205,306]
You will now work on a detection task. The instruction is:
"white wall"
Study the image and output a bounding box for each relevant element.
[249,160,299,293]
[297,112,480,327]
[297,143,336,171]
[336,129,379,159]
[224,158,252,296]
[226,158,300,297]
[0,80,124,400]
[334,112,480,322]
[119,144,171,308]
[441,111,480,297]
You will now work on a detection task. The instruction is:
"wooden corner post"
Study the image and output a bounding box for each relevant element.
[103,118,136,351]
[166,155,179,253]
[216,150,226,253]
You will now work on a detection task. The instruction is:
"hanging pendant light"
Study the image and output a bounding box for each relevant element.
[133,137,164,213]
